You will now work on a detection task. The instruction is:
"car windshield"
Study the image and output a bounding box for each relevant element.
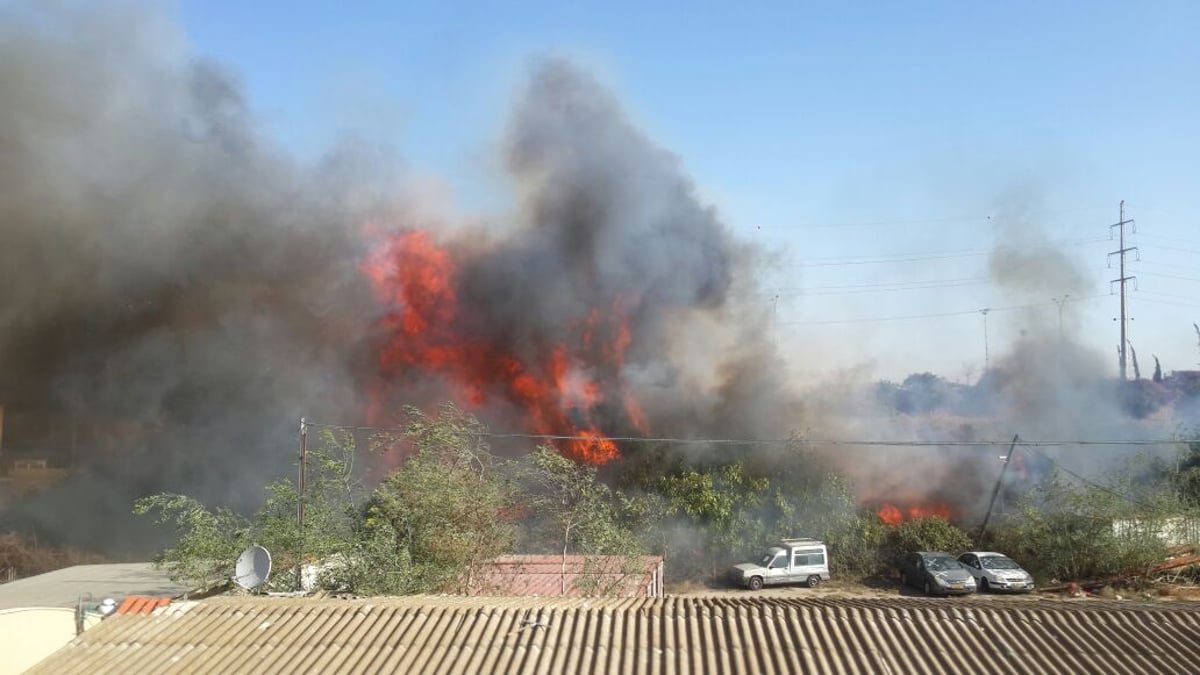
[981,556,1020,570]
[925,557,962,572]
[761,553,781,567]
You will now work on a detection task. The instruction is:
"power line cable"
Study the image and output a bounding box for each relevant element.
[1019,443,1175,515]
[1137,289,1200,304]
[1140,271,1200,284]
[1140,243,1200,257]
[779,237,1109,268]
[777,294,1107,326]
[767,276,990,293]
[755,206,1116,231]
[757,215,993,230]
[1136,233,1200,248]
[1141,260,1200,274]
[768,277,991,297]
[302,420,1185,449]
[1131,296,1200,310]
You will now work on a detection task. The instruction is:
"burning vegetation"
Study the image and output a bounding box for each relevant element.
[355,60,795,470]
[877,503,955,527]
[362,230,644,464]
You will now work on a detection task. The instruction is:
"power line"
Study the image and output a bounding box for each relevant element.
[1126,206,1195,220]
[302,420,1183,448]
[777,295,1106,326]
[1019,443,1174,515]
[1138,289,1200,303]
[779,308,982,326]
[778,237,1109,268]
[1144,259,1200,273]
[756,215,992,230]
[1132,295,1200,310]
[766,276,991,296]
[754,206,1117,231]
[1140,271,1200,284]
[782,250,991,268]
[1136,233,1200,248]
[1140,242,1200,257]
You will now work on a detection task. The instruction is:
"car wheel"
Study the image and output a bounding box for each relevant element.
[806,575,822,589]
[748,576,763,591]
[923,580,933,596]
[980,578,990,592]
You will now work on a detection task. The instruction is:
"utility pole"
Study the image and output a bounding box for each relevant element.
[296,417,308,591]
[1108,201,1137,380]
[979,308,991,371]
[1052,295,1069,343]
[978,435,1020,541]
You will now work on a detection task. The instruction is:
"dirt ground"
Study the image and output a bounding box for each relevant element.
[670,577,1200,603]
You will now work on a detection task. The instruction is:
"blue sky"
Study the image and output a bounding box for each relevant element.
[175,1,1200,380]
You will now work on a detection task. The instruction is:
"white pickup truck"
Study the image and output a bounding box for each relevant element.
[728,538,831,590]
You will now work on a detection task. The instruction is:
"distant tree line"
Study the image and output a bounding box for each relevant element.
[876,370,1200,419]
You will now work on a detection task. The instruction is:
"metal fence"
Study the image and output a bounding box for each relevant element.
[1112,516,1200,547]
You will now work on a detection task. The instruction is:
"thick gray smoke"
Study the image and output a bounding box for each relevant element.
[1,6,803,553]
[499,59,795,444]
[368,59,800,457]
[817,197,1192,524]
[0,4,384,550]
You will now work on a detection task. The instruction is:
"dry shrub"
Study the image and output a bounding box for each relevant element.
[0,533,104,580]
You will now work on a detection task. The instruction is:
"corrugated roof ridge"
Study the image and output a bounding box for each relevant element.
[32,594,1200,675]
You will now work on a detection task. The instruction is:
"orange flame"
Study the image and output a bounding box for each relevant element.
[362,228,642,465]
[878,503,953,526]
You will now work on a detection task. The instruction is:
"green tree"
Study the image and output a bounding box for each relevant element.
[658,462,769,577]
[753,439,858,546]
[512,445,649,596]
[363,403,518,593]
[989,469,1169,582]
[132,494,251,591]
[135,427,389,593]
[828,510,889,577]
[518,446,641,555]
[1172,427,1200,507]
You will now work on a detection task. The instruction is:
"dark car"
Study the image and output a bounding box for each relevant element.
[899,551,977,596]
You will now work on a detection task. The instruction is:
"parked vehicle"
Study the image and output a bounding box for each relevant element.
[899,551,977,596]
[957,552,1035,592]
[728,538,830,590]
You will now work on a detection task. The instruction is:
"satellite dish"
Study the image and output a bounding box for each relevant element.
[234,545,272,591]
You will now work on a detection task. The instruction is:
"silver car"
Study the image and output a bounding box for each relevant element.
[957,552,1035,592]
[899,551,977,596]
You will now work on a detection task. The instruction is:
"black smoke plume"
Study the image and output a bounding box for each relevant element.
[0,5,800,553]
[0,4,382,551]
[366,59,797,454]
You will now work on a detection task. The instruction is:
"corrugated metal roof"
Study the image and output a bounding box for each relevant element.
[470,555,664,598]
[29,595,1200,674]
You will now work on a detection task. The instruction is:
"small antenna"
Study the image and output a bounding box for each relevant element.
[233,545,272,591]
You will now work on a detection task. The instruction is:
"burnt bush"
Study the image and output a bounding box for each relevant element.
[0,533,103,580]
